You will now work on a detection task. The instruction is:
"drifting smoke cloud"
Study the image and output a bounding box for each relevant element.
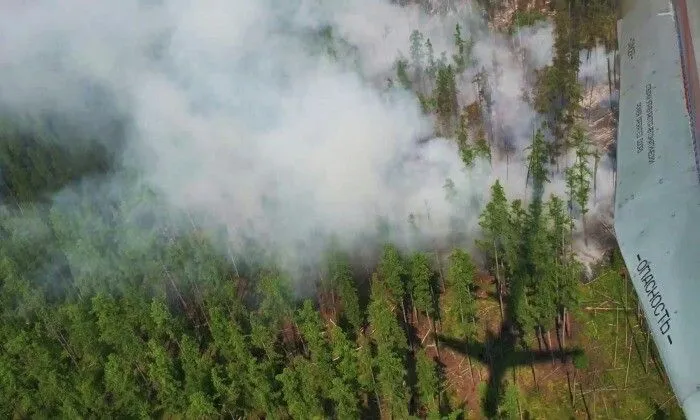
[579,44,617,84]
[516,22,555,70]
[0,0,559,277]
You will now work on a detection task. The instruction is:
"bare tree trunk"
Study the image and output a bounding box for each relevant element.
[530,353,539,390]
[562,308,567,348]
[411,292,418,322]
[607,55,613,99]
[613,308,619,367]
[624,278,628,348]
[494,242,505,322]
[185,208,198,230]
[567,370,575,405]
[513,365,523,419]
[580,381,593,420]
[431,316,441,360]
[401,300,413,351]
[227,243,240,277]
[370,368,382,419]
[193,282,213,334]
[624,336,633,387]
[466,343,475,388]
[546,330,556,365]
[506,152,509,181]
[557,312,564,356]
[434,249,446,293]
[331,288,337,321]
[643,326,651,374]
[593,155,599,203]
[164,268,189,313]
[44,320,78,368]
[465,316,481,381]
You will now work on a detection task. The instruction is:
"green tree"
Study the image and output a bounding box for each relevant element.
[546,195,581,348]
[566,124,594,245]
[297,300,332,366]
[497,381,521,420]
[510,128,555,352]
[277,357,325,419]
[410,29,425,90]
[425,38,437,81]
[528,215,558,352]
[525,129,550,189]
[395,57,412,90]
[445,249,477,332]
[478,180,511,321]
[410,252,441,357]
[415,349,440,418]
[145,337,182,412]
[443,249,478,385]
[534,2,582,141]
[434,63,459,135]
[328,250,362,331]
[356,331,379,406]
[410,252,434,320]
[367,275,409,418]
[328,325,360,419]
[453,24,466,72]
[257,270,293,328]
[367,275,407,354]
[377,244,409,327]
[179,334,214,407]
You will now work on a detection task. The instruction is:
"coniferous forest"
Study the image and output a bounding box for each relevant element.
[0,1,685,419]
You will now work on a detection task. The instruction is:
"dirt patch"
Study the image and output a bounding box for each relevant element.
[414,311,486,417]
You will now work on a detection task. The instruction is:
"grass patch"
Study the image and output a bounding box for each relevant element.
[533,252,682,419]
[513,251,683,419]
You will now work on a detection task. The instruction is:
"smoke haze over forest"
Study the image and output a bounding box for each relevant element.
[0,0,614,279]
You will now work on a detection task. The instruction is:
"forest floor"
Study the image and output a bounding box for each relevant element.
[424,255,684,419]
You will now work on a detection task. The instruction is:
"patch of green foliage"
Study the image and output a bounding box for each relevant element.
[509,10,548,34]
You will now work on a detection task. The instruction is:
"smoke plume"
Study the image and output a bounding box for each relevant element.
[0,0,582,279]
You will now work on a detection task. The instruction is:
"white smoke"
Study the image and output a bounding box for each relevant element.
[0,0,558,276]
[578,44,616,84]
[516,22,555,69]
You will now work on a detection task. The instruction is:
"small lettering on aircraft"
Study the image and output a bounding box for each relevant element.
[636,101,644,153]
[636,254,672,345]
[627,37,637,60]
[645,84,656,164]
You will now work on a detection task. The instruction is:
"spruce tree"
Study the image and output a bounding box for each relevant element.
[410,29,425,89]
[328,325,360,419]
[410,252,434,320]
[367,274,410,418]
[328,250,362,331]
[425,38,436,82]
[415,349,440,417]
[444,249,477,340]
[453,24,466,73]
[566,125,593,245]
[395,57,412,90]
[377,244,409,328]
[478,180,511,320]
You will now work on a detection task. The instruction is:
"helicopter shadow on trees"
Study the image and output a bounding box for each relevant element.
[438,323,580,418]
